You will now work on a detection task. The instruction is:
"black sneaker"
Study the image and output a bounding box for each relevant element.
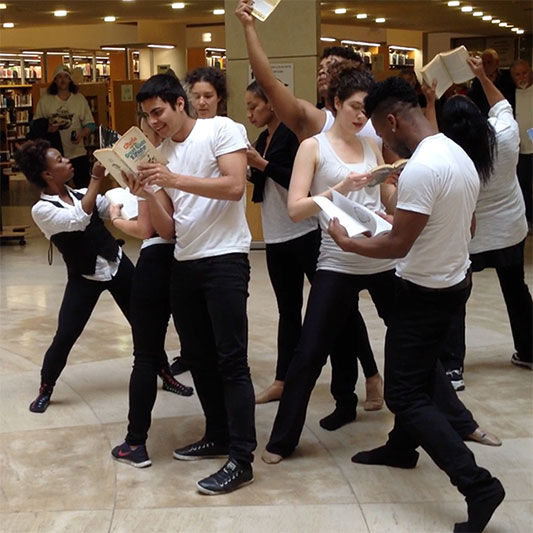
[173,439,229,461]
[29,385,53,413]
[169,356,190,376]
[197,458,254,495]
[511,353,533,370]
[159,367,194,396]
[111,442,152,468]
[446,368,465,391]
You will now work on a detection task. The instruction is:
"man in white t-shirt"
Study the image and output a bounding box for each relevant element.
[133,74,256,495]
[511,59,533,227]
[328,77,504,533]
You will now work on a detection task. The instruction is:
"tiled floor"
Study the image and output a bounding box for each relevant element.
[1,202,532,532]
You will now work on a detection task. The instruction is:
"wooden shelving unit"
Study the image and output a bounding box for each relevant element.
[0,84,33,159]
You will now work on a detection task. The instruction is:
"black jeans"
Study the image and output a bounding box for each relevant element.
[70,154,91,189]
[41,254,134,387]
[517,153,532,223]
[385,277,493,498]
[266,228,378,384]
[126,244,174,446]
[441,241,533,369]
[266,269,395,458]
[170,253,256,464]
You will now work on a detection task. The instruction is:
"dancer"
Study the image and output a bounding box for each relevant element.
[15,140,134,413]
[329,76,504,533]
[185,67,227,118]
[135,74,256,494]
[245,81,320,404]
[438,56,532,380]
[236,0,384,421]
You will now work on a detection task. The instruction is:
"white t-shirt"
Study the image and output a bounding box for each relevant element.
[311,132,396,275]
[395,133,479,288]
[159,116,251,261]
[515,85,533,155]
[34,93,94,160]
[469,100,527,254]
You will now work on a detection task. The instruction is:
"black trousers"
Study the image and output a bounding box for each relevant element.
[266,269,395,457]
[70,154,91,189]
[40,254,134,387]
[126,244,174,446]
[517,153,532,223]
[170,253,256,464]
[441,240,533,369]
[266,228,378,386]
[385,277,493,498]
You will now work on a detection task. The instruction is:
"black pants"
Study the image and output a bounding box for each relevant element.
[517,153,532,223]
[266,228,378,385]
[266,269,395,457]
[385,277,493,498]
[441,241,533,369]
[70,154,91,189]
[40,254,134,387]
[170,253,256,464]
[126,244,174,446]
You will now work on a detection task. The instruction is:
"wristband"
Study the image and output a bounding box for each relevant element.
[111,217,121,223]
[91,174,102,180]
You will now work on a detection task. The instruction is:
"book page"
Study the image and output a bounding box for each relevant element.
[93,149,132,188]
[367,159,409,187]
[420,55,453,99]
[313,196,369,237]
[104,187,139,220]
[440,46,474,85]
[251,0,281,21]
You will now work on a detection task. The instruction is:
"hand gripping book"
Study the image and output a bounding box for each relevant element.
[313,189,392,238]
[419,45,474,99]
[251,0,282,21]
[366,158,409,187]
[104,187,139,220]
[93,126,168,188]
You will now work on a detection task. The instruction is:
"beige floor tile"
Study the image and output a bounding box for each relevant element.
[0,511,112,533]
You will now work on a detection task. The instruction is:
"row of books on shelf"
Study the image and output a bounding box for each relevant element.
[0,93,33,108]
[3,109,30,123]
[0,66,42,80]
[206,56,226,70]
[6,124,30,140]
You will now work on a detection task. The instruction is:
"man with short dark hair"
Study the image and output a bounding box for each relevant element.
[134,74,256,495]
[328,77,505,533]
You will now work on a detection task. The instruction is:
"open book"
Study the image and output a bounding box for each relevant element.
[251,0,281,21]
[313,189,392,238]
[93,126,167,188]
[367,158,408,187]
[104,187,139,220]
[420,46,474,99]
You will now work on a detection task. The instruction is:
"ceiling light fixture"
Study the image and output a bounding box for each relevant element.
[473,11,483,17]
[516,29,524,34]
[3,22,14,28]
[498,22,507,27]
[320,37,337,42]
[202,32,212,42]
[482,15,492,21]
[104,16,116,22]
[389,45,418,51]
[147,44,175,49]
[172,2,185,8]
[375,18,386,23]
[334,8,346,14]
[448,1,460,6]
[22,51,44,55]
[205,47,226,53]
[512,27,519,32]
[0,3,7,9]
[101,46,126,51]
[356,13,367,19]
[54,10,67,17]
[461,6,473,12]
[213,9,224,15]
[491,19,500,24]
[341,40,380,47]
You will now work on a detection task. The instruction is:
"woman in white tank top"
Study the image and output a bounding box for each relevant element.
[263,67,399,463]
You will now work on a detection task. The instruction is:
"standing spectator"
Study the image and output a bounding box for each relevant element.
[511,59,533,228]
[34,65,95,188]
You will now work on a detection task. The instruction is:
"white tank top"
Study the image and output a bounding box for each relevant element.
[311,132,396,275]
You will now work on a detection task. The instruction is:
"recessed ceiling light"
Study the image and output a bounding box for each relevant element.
[461,6,473,12]
[213,9,224,15]
[448,1,460,6]
[147,44,175,49]
[202,32,212,42]
[3,22,14,28]
[101,47,126,51]
[491,19,500,23]
[473,11,483,17]
[356,13,367,19]
[172,2,185,8]
[482,15,492,21]
[0,3,7,9]
[320,37,337,42]
[498,22,507,26]
[54,10,67,17]
[512,27,519,32]
[334,8,346,14]
[375,17,386,23]
[104,16,116,22]
[517,29,524,34]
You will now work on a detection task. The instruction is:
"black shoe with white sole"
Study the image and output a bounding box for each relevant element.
[111,442,152,468]
[173,439,229,461]
[197,458,254,495]
[511,353,533,370]
[446,368,465,391]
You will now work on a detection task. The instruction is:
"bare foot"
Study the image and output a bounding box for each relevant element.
[255,380,284,404]
[261,448,283,464]
[364,373,384,411]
